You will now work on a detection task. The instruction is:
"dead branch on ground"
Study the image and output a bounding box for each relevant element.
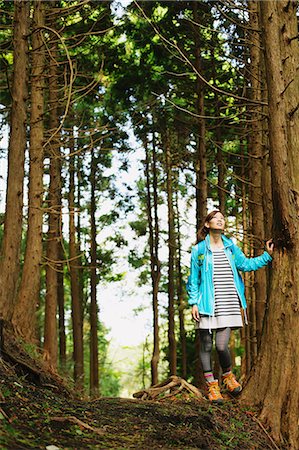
[133,376,203,401]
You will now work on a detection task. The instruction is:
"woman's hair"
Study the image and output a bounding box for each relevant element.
[196,210,223,243]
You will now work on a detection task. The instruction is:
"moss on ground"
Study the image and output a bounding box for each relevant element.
[0,358,281,450]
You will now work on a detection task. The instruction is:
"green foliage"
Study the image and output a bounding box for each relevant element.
[128,219,147,237]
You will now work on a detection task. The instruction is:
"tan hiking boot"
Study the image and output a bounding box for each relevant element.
[206,380,224,404]
[222,372,242,395]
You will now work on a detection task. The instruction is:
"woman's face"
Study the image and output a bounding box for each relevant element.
[205,212,225,232]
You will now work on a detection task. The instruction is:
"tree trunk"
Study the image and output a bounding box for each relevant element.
[248,0,267,350]
[12,0,45,343]
[144,132,161,386]
[243,2,299,447]
[43,36,61,369]
[0,0,29,321]
[241,153,251,377]
[57,239,66,371]
[76,155,85,320]
[211,48,226,213]
[192,1,208,231]
[164,130,177,376]
[192,2,208,388]
[216,129,226,214]
[174,187,187,380]
[90,148,99,397]
[69,128,84,391]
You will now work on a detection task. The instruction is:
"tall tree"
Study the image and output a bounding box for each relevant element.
[174,184,187,380]
[247,0,267,350]
[163,127,177,376]
[43,31,62,369]
[144,131,161,386]
[57,237,66,371]
[90,147,99,397]
[12,0,45,343]
[192,1,208,387]
[69,126,84,390]
[0,0,29,321]
[243,2,299,447]
[192,1,207,230]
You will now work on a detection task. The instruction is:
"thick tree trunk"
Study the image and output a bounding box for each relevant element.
[90,148,99,397]
[144,134,161,386]
[69,130,84,391]
[12,0,45,343]
[43,38,61,369]
[243,2,299,447]
[248,0,267,349]
[164,130,177,376]
[192,2,208,387]
[0,0,29,321]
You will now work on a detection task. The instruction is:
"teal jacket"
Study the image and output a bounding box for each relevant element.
[187,234,272,316]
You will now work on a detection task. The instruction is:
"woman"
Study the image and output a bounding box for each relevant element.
[187,210,274,404]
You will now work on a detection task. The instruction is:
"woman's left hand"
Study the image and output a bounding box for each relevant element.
[266,239,274,255]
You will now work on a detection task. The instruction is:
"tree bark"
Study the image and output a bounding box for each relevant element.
[144,132,161,386]
[164,129,177,376]
[193,2,207,230]
[76,155,85,321]
[69,128,84,391]
[248,0,267,350]
[0,0,29,321]
[57,239,66,371]
[174,187,187,380]
[12,0,45,343]
[242,2,299,447]
[241,152,251,377]
[211,48,226,213]
[43,36,61,369]
[192,2,208,388]
[90,148,99,397]
[216,128,226,214]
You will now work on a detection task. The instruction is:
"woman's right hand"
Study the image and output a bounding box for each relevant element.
[192,305,200,322]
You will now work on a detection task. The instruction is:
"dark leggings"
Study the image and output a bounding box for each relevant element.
[199,327,231,373]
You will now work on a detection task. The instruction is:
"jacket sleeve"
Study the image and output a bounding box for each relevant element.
[187,246,201,306]
[232,244,272,272]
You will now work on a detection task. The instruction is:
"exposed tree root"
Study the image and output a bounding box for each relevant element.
[245,411,281,450]
[0,320,70,396]
[133,375,203,401]
[51,416,105,436]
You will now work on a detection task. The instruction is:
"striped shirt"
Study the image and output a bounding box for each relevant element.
[197,248,243,330]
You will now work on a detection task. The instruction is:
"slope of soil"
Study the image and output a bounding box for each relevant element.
[0,355,282,450]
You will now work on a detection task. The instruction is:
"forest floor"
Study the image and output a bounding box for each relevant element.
[0,338,282,450]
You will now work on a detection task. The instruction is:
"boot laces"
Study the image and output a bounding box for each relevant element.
[209,383,221,395]
[224,373,239,389]
[208,381,222,399]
